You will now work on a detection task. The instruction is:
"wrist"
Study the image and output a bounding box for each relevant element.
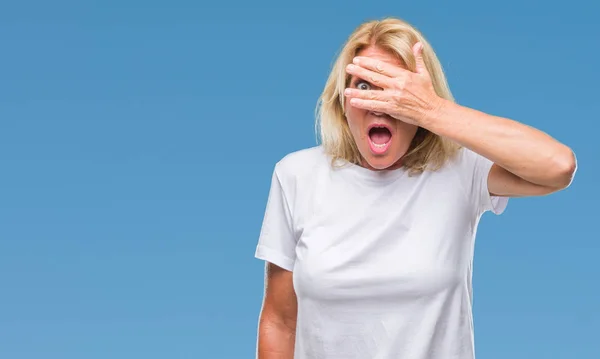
[418,96,452,131]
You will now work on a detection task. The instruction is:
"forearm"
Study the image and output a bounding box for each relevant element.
[422,99,576,188]
[257,318,296,359]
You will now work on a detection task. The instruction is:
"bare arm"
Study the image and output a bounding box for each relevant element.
[423,99,577,196]
[257,262,297,359]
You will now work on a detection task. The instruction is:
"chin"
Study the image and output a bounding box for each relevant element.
[361,152,404,171]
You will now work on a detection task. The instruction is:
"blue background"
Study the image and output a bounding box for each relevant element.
[1,1,598,358]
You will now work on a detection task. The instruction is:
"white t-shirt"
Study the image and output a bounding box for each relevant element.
[255,145,508,359]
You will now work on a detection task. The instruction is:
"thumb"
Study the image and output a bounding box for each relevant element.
[412,42,429,77]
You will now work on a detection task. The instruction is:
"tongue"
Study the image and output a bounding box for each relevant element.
[369,128,391,144]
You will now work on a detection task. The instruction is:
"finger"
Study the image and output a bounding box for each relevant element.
[352,56,406,78]
[346,63,394,89]
[348,98,393,113]
[412,42,430,78]
[344,88,390,102]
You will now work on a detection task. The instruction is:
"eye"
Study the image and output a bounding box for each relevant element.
[355,80,371,91]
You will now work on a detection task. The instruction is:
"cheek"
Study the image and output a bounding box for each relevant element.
[393,123,419,147]
[346,118,364,140]
[344,105,366,137]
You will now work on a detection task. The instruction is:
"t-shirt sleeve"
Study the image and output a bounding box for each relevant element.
[464,148,509,215]
[254,165,298,272]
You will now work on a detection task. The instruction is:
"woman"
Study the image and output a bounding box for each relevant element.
[254,17,576,359]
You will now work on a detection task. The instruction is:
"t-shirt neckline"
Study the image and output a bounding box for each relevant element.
[333,158,407,184]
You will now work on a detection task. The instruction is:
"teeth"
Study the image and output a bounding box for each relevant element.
[371,141,389,148]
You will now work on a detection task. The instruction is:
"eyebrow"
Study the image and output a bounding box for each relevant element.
[350,76,366,85]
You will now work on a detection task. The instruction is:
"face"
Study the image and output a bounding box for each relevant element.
[344,46,419,171]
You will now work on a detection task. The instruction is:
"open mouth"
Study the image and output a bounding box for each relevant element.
[367,123,392,154]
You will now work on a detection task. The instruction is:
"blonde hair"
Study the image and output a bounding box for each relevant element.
[315,17,460,175]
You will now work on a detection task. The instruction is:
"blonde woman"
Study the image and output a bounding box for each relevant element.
[254,17,576,359]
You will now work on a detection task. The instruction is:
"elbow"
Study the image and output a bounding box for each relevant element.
[259,307,297,334]
[549,147,577,190]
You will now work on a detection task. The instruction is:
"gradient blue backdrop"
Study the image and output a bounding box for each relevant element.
[1,1,598,358]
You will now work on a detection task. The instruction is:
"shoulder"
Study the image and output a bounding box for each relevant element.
[269,146,330,205]
[430,146,489,198]
[442,146,491,179]
[446,146,482,168]
[274,145,329,181]
[442,146,508,214]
